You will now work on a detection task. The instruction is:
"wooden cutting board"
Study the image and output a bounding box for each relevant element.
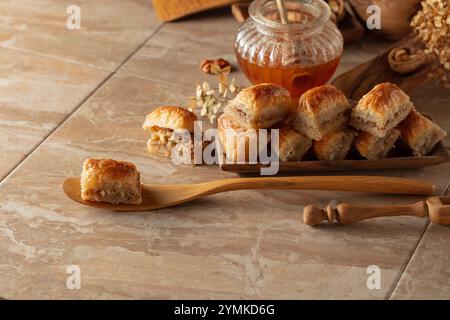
[332,34,435,100]
[220,143,449,175]
[152,0,242,21]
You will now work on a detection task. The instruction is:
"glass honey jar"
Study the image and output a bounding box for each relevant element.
[235,0,343,99]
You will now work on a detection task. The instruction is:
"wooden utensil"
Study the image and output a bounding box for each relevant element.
[152,0,246,22]
[303,195,450,226]
[231,2,250,22]
[233,0,289,23]
[63,176,435,212]
[276,0,288,24]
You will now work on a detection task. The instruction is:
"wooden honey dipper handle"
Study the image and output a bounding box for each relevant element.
[303,201,427,226]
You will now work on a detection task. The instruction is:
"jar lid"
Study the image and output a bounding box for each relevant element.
[249,0,332,34]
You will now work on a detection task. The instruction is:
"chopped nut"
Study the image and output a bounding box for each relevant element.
[189,75,241,124]
[200,58,232,75]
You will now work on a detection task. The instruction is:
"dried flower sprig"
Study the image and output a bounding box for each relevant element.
[189,67,241,124]
[411,0,450,87]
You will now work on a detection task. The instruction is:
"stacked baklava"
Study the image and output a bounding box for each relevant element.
[218,83,312,162]
[292,85,354,160]
[351,82,446,159]
[218,82,446,162]
[141,83,446,163]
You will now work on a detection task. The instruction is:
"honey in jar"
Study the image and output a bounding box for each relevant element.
[235,0,343,99]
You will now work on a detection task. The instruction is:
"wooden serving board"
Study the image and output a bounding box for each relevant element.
[220,143,449,175]
[332,34,435,100]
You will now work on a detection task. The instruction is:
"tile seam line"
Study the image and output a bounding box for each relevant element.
[384,220,430,300]
[0,44,113,73]
[0,22,165,188]
[115,70,194,92]
[385,182,450,300]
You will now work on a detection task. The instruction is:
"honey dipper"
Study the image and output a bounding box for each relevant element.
[303,194,450,226]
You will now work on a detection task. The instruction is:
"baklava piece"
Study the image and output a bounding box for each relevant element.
[314,129,356,161]
[277,127,312,162]
[224,83,293,129]
[81,158,142,205]
[292,84,352,140]
[143,106,198,159]
[354,129,401,160]
[350,82,413,137]
[397,109,447,156]
[217,113,267,163]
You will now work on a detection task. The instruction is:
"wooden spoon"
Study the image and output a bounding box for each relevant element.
[63,176,435,212]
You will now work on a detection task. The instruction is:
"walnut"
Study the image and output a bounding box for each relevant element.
[200,58,231,75]
[388,46,434,74]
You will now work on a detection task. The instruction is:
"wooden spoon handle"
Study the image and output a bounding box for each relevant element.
[204,176,435,196]
[304,201,428,226]
[336,201,427,224]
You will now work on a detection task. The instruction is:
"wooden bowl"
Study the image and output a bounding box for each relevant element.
[349,0,421,40]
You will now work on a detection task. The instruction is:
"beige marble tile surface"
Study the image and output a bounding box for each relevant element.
[0,0,160,70]
[0,2,449,300]
[390,83,450,300]
[120,9,249,89]
[0,46,109,181]
[0,73,440,299]
[389,223,450,300]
